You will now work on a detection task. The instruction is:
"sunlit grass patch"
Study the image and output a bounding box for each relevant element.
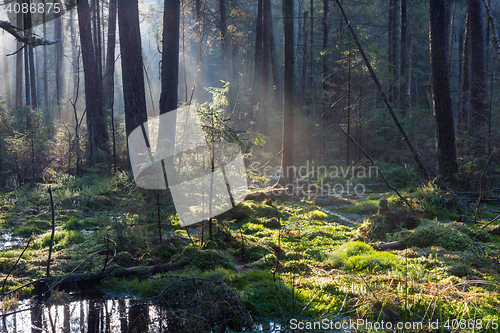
[325,241,398,271]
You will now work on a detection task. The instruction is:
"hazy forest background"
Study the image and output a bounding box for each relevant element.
[0,0,500,331]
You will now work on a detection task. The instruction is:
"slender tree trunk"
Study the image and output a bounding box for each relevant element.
[281,0,294,187]
[104,0,117,111]
[388,0,394,104]
[220,0,229,82]
[392,0,399,107]
[400,0,407,117]
[251,0,263,126]
[300,12,308,110]
[78,0,109,165]
[160,0,180,114]
[261,0,270,134]
[42,9,48,110]
[55,15,64,112]
[2,31,11,109]
[458,14,471,159]
[468,0,487,156]
[15,4,23,109]
[429,0,458,178]
[268,4,282,113]
[322,0,328,158]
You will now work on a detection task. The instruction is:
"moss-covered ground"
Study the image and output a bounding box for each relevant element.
[0,170,499,332]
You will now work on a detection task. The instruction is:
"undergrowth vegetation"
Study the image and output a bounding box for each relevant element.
[0,168,499,332]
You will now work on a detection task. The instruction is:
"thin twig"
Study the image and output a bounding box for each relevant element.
[2,237,33,295]
[341,127,413,211]
[482,214,500,230]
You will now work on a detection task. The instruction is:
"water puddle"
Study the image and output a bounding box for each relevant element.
[0,231,23,252]
[0,296,183,333]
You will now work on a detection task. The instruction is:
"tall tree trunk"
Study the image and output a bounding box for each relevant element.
[55,15,64,112]
[429,0,458,178]
[251,0,263,126]
[268,4,282,113]
[458,14,471,159]
[15,4,23,109]
[391,0,399,107]
[309,0,314,106]
[160,0,180,114]
[300,12,308,110]
[400,0,408,117]
[281,0,294,187]
[104,0,117,111]
[78,0,109,165]
[118,0,148,139]
[219,0,229,82]
[2,31,11,109]
[468,0,487,156]
[322,0,328,157]
[388,0,394,104]
[42,10,48,110]
[261,0,270,134]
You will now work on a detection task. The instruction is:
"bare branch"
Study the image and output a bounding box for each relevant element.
[0,20,58,49]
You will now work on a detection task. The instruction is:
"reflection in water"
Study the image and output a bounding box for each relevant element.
[0,298,182,333]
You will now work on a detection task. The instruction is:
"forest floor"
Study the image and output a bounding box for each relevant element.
[0,167,499,332]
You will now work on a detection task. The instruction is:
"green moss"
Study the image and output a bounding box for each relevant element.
[238,244,273,262]
[173,246,235,270]
[305,210,329,220]
[337,200,379,214]
[36,230,86,249]
[394,222,473,251]
[12,225,43,236]
[0,249,32,259]
[324,241,398,271]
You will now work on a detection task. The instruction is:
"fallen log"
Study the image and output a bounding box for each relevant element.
[487,227,500,236]
[377,241,406,250]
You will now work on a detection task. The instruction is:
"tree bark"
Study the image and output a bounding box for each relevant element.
[261,0,270,135]
[281,0,294,187]
[429,0,458,178]
[78,0,109,165]
[103,0,117,112]
[160,0,180,114]
[400,0,408,117]
[118,0,148,141]
[251,0,263,126]
[468,0,487,156]
[300,12,308,110]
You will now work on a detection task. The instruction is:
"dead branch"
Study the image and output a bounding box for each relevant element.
[341,127,413,211]
[378,241,406,251]
[334,0,429,178]
[0,20,58,49]
[1,237,33,295]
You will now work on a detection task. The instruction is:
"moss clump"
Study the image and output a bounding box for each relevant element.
[325,241,398,271]
[356,206,420,241]
[238,244,273,262]
[305,210,329,220]
[447,262,473,277]
[36,230,86,249]
[173,246,235,270]
[12,225,43,236]
[394,222,472,251]
[63,217,80,230]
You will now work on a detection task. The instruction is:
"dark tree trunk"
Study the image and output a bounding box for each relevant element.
[78,0,109,164]
[458,14,471,159]
[468,0,487,156]
[400,0,408,117]
[251,0,263,126]
[429,0,458,178]
[300,12,308,110]
[392,0,399,107]
[220,0,229,82]
[281,0,294,187]
[268,4,282,113]
[160,0,180,114]
[55,15,64,110]
[103,0,117,111]
[261,0,270,134]
[118,0,148,141]
[322,0,328,157]
[15,2,23,108]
